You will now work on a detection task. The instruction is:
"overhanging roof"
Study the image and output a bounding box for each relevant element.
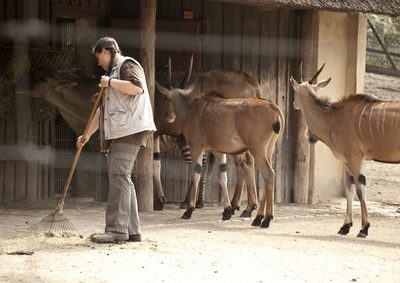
[212,0,400,17]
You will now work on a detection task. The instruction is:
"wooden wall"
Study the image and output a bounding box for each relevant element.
[104,0,300,204]
[0,119,55,201]
[0,0,300,204]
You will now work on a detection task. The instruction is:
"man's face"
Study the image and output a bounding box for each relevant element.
[95,48,110,71]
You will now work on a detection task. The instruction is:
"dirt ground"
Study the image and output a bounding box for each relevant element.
[0,72,400,283]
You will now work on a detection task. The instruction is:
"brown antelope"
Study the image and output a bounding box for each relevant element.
[156,57,262,218]
[156,81,284,227]
[289,63,398,238]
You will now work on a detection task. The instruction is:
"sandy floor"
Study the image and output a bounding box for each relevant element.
[0,200,400,283]
[1,72,400,283]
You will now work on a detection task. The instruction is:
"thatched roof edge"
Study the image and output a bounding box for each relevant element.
[212,0,400,16]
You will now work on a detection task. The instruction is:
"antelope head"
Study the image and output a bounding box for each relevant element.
[155,80,197,100]
[159,55,194,123]
[289,63,331,110]
[19,67,78,100]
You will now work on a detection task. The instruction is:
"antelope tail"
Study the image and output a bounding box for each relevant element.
[272,121,281,134]
[272,106,285,135]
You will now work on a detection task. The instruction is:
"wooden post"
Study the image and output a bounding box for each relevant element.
[136,0,156,212]
[293,10,318,204]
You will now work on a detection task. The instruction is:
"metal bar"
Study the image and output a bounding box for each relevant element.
[366,47,400,58]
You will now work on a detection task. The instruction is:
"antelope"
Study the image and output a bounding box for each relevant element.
[156,81,284,227]
[289,63,399,238]
[156,57,262,218]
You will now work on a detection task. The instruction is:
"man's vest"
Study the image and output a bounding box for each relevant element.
[102,56,156,140]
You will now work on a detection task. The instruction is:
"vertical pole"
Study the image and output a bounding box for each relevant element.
[293,10,318,204]
[136,0,156,212]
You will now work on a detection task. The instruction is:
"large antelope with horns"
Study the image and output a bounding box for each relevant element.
[156,81,284,227]
[289,63,400,238]
[156,57,262,218]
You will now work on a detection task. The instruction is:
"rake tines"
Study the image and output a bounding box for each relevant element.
[27,88,106,235]
[28,210,76,234]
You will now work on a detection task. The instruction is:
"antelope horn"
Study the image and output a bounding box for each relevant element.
[309,63,326,84]
[299,61,303,82]
[168,56,172,89]
[179,54,193,88]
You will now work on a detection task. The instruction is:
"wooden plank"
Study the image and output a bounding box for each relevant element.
[172,150,182,202]
[0,121,4,200]
[207,154,221,203]
[4,119,16,200]
[284,10,301,203]
[158,0,170,18]
[189,0,203,20]
[0,163,4,200]
[202,1,223,71]
[260,11,278,101]
[0,120,5,144]
[37,163,42,198]
[90,0,99,8]
[26,121,38,199]
[169,0,182,18]
[49,115,56,198]
[26,162,38,199]
[6,0,16,19]
[293,10,318,204]
[0,0,6,20]
[274,10,289,203]
[223,4,242,70]
[14,162,26,200]
[162,151,175,201]
[41,164,49,199]
[241,6,260,78]
[137,0,156,212]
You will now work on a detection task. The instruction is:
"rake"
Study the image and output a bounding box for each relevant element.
[28,87,105,234]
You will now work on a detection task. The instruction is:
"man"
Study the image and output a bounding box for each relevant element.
[77,37,156,243]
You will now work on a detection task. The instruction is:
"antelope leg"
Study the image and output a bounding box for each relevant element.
[241,151,257,218]
[213,153,232,221]
[181,149,204,220]
[338,170,355,235]
[153,135,167,211]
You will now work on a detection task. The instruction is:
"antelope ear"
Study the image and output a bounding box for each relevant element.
[55,82,78,91]
[289,76,298,90]
[155,81,170,97]
[316,77,331,90]
[181,79,198,95]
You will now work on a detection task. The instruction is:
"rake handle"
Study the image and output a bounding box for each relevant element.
[56,87,106,210]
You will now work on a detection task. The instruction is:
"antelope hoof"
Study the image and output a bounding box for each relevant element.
[153,196,167,211]
[181,207,194,219]
[337,223,353,235]
[240,204,256,218]
[230,205,240,215]
[357,223,370,238]
[179,201,188,209]
[251,215,263,227]
[260,215,273,229]
[222,207,232,221]
[240,210,252,218]
[195,200,204,209]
